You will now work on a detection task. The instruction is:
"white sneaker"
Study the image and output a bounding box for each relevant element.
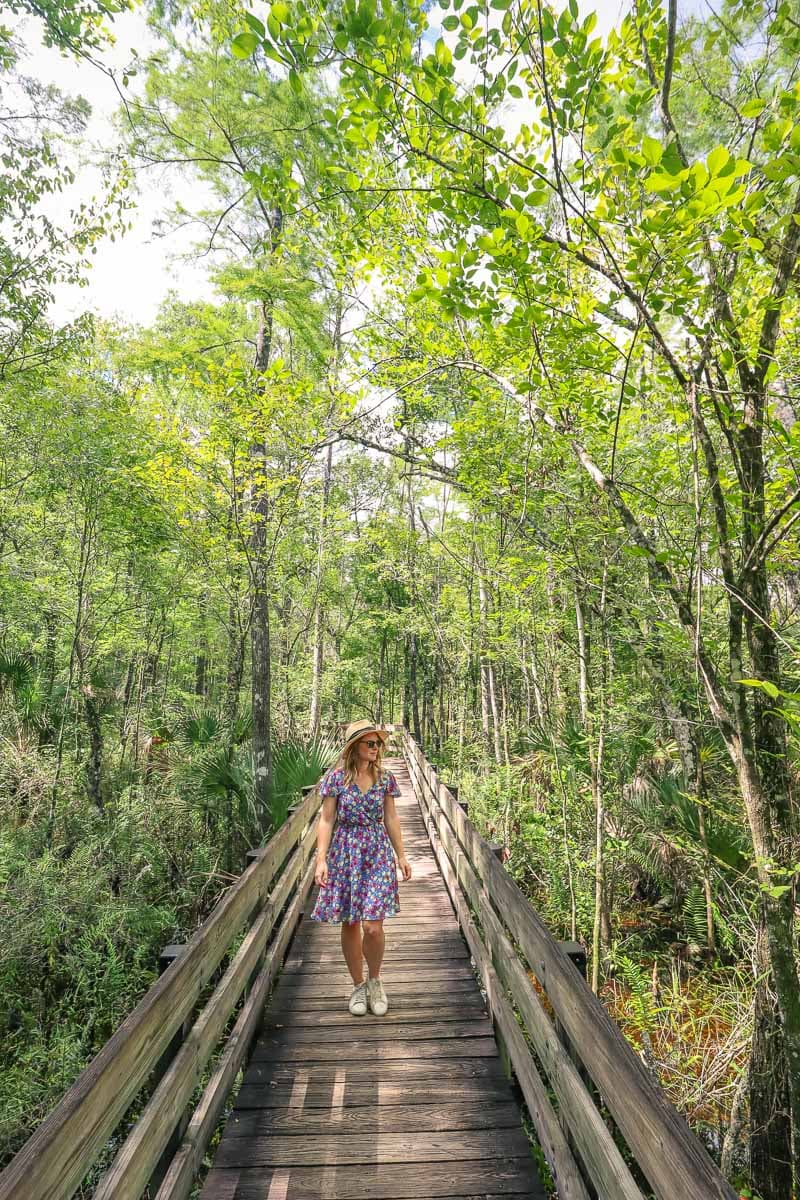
[348,981,368,1016]
[367,977,389,1016]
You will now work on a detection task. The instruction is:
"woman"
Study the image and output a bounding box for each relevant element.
[311,719,413,1017]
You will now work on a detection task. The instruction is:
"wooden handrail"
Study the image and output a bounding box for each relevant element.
[403,730,737,1200]
[0,786,321,1200]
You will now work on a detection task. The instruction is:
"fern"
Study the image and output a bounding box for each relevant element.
[608,950,656,1035]
[682,885,710,948]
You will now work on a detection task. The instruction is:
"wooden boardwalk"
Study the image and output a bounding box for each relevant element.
[200,756,545,1200]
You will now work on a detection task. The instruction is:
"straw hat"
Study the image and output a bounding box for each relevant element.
[341,719,390,753]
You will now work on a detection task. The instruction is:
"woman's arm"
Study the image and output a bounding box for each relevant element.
[383,792,412,880]
[314,793,338,886]
[316,794,337,860]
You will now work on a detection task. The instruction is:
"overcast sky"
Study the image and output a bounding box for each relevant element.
[19,0,634,330]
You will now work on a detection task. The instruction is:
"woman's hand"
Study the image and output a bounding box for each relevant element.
[397,856,412,881]
[315,858,328,887]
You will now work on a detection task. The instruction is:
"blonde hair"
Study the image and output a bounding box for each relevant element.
[341,734,385,786]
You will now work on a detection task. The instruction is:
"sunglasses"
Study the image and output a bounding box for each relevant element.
[361,739,382,749]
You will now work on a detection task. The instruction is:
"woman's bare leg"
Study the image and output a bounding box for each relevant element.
[341,920,364,984]
[362,920,385,979]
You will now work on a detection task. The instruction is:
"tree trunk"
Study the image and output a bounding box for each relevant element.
[376,629,387,723]
[478,574,496,761]
[408,632,421,742]
[749,917,793,1200]
[402,638,410,730]
[309,442,333,739]
[195,594,208,699]
[738,383,800,1187]
[82,684,104,812]
[576,585,607,993]
[249,205,282,823]
[250,288,277,820]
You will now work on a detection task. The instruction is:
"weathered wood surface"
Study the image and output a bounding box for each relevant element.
[201,1163,542,1199]
[0,785,322,1200]
[411,755,589,1200]
[154,857,318,1200]
[410,742,640,1200]
[97,824,320,1200]
[202,757,544,1200]
[225,1101,520,1135]
[405,733,738,1200]
[239,1055,506,1084]
[234,1077,515,1109]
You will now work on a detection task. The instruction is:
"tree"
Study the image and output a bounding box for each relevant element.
[250,0,800,1187]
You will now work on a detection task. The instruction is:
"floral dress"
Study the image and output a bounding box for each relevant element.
[310,767,401,923]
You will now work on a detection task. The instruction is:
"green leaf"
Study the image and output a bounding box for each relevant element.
[738,678,780,699]
[231,31,260,57]
[741,98,766,118]
[707,144,730,176]
[641,135,662,167]
[645,171,682,193]
[289,67,303,95]
[435,37,452,67]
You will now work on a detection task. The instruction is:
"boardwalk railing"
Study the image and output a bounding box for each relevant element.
[403,729,737,1200]
[0,787,321,1200]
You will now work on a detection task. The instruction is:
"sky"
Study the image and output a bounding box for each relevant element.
[15,0,636,330]
[12,6,216,328]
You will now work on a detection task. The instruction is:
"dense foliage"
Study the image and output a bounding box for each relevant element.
[2,0,800,1196]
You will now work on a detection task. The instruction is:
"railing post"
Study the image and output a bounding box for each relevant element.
[553,941,598,1198]
[553,943,589,1061]
[483,847,514,1080]
[288,796,313,918]
[147,945,189,1196]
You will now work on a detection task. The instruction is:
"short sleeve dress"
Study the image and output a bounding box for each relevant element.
[310,767,401,923]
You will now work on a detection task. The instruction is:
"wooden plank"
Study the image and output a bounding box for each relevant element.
[277,963,475,981]
[224,1101,520,1136]
[214,1126,532,1168]
[282,951,470,970]
[406,733,737,1200]
[0,792,322,1200]
[233,1078,517,1109]
[240,1056,506,1083]
[294,917,455,934]
[268,979,482,998]
[291,929,466,947]
[292,930,456,945]
[265,1002,486,1024]
[200,1160,543,1199]
[251,1037,500,1063]
[302,910,456,920]
[153,858,316,1200]
[285,944,468,959]
[260,1020,491,1043]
